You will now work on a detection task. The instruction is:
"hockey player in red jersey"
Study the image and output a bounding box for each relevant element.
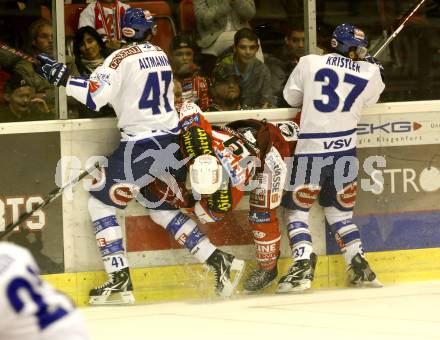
[177,102,299,291]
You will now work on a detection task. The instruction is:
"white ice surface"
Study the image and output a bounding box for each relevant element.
[81,281,440,340]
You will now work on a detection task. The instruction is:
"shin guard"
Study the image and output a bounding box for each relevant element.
[248,209,281,271]
[88,196,128,274]
[149,209,216,263]
[285,209,313,261]
[325,207,364,265]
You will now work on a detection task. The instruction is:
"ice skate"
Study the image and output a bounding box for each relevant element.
[277,253,317,293]
[348,253,382,288]
[206,249,245,298]
[243,266,278,292]
[89,267,135,305]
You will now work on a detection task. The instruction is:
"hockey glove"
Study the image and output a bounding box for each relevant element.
[364,54,385,81]
[34,53,70,87]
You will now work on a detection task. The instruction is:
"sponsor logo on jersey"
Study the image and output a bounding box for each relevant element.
[109,46,142,69]
[89,80,100,93]
[357,121,422,135]
[249,184,269,208]
[276,121,299,141]
[180,114,200,130]
[96,72,111,85]
[323,138,352,150]
[271,164,282,192]
[208,189,232,213]
[182,127,211,159]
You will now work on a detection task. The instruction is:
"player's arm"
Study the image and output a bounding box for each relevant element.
[65,62,120,112]
[283,57,305,108]
[179,103,215,161]
[33,53,120,111]
[363,67,385,108]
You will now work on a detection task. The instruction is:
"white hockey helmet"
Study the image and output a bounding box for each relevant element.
[189,155,223,195]
[179,101,202,120]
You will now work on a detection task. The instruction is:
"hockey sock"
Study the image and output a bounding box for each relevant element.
[149,209,216,263]
[88,196,129,274]
[324,207,364,265]
[249,209,281,271]
[330,219,363,265]
[285,209,313,261]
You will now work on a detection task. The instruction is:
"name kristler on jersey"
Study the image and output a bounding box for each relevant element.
[139,55,170,69]
[326,56,360,73]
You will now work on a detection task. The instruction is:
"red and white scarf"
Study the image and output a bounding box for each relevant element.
[94,0,126,41]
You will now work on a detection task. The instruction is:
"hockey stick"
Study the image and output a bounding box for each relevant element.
[0,163,99,240]
[372,0,427,58]
[0,40,39,64]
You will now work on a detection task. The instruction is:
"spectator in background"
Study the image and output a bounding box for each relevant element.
[73,26,114,118]
[78,0,130,51]
[193,0,264,62]
[219,28,273,109]
[265,24,305,107]
[73,26,108,76]
[0,0,51,53]
[0,73,51,122]
[14,18,78,115]
[170,35,210,111]
[207,63,241,111]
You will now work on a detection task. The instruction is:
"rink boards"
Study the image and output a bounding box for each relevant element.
[1,102,440,305]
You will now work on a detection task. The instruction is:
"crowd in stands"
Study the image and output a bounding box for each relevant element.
[0,0,308,123]
[0,0,437,122]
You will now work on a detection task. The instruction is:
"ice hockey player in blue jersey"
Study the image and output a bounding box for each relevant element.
[279,23,384,293]
[33,8,245,304]
[0,241,90,340]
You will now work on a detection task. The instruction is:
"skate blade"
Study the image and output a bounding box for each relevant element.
[276,279,311,294]
[89,291,135,305]
[218,259,246,298]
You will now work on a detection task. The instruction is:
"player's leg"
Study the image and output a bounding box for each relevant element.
[277,155,320,293]
[139,133,244,298]
[87,198,134,304]
[277,207,318,293]
[324,169,382,288]
[149,209,244,297]
[243,207,281,292]
[86,138,165,305]
[87,149,137,305]
[324,206,382,287]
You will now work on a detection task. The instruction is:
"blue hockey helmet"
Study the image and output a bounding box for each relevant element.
[121,8,157,40]
[331,24,368,59]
